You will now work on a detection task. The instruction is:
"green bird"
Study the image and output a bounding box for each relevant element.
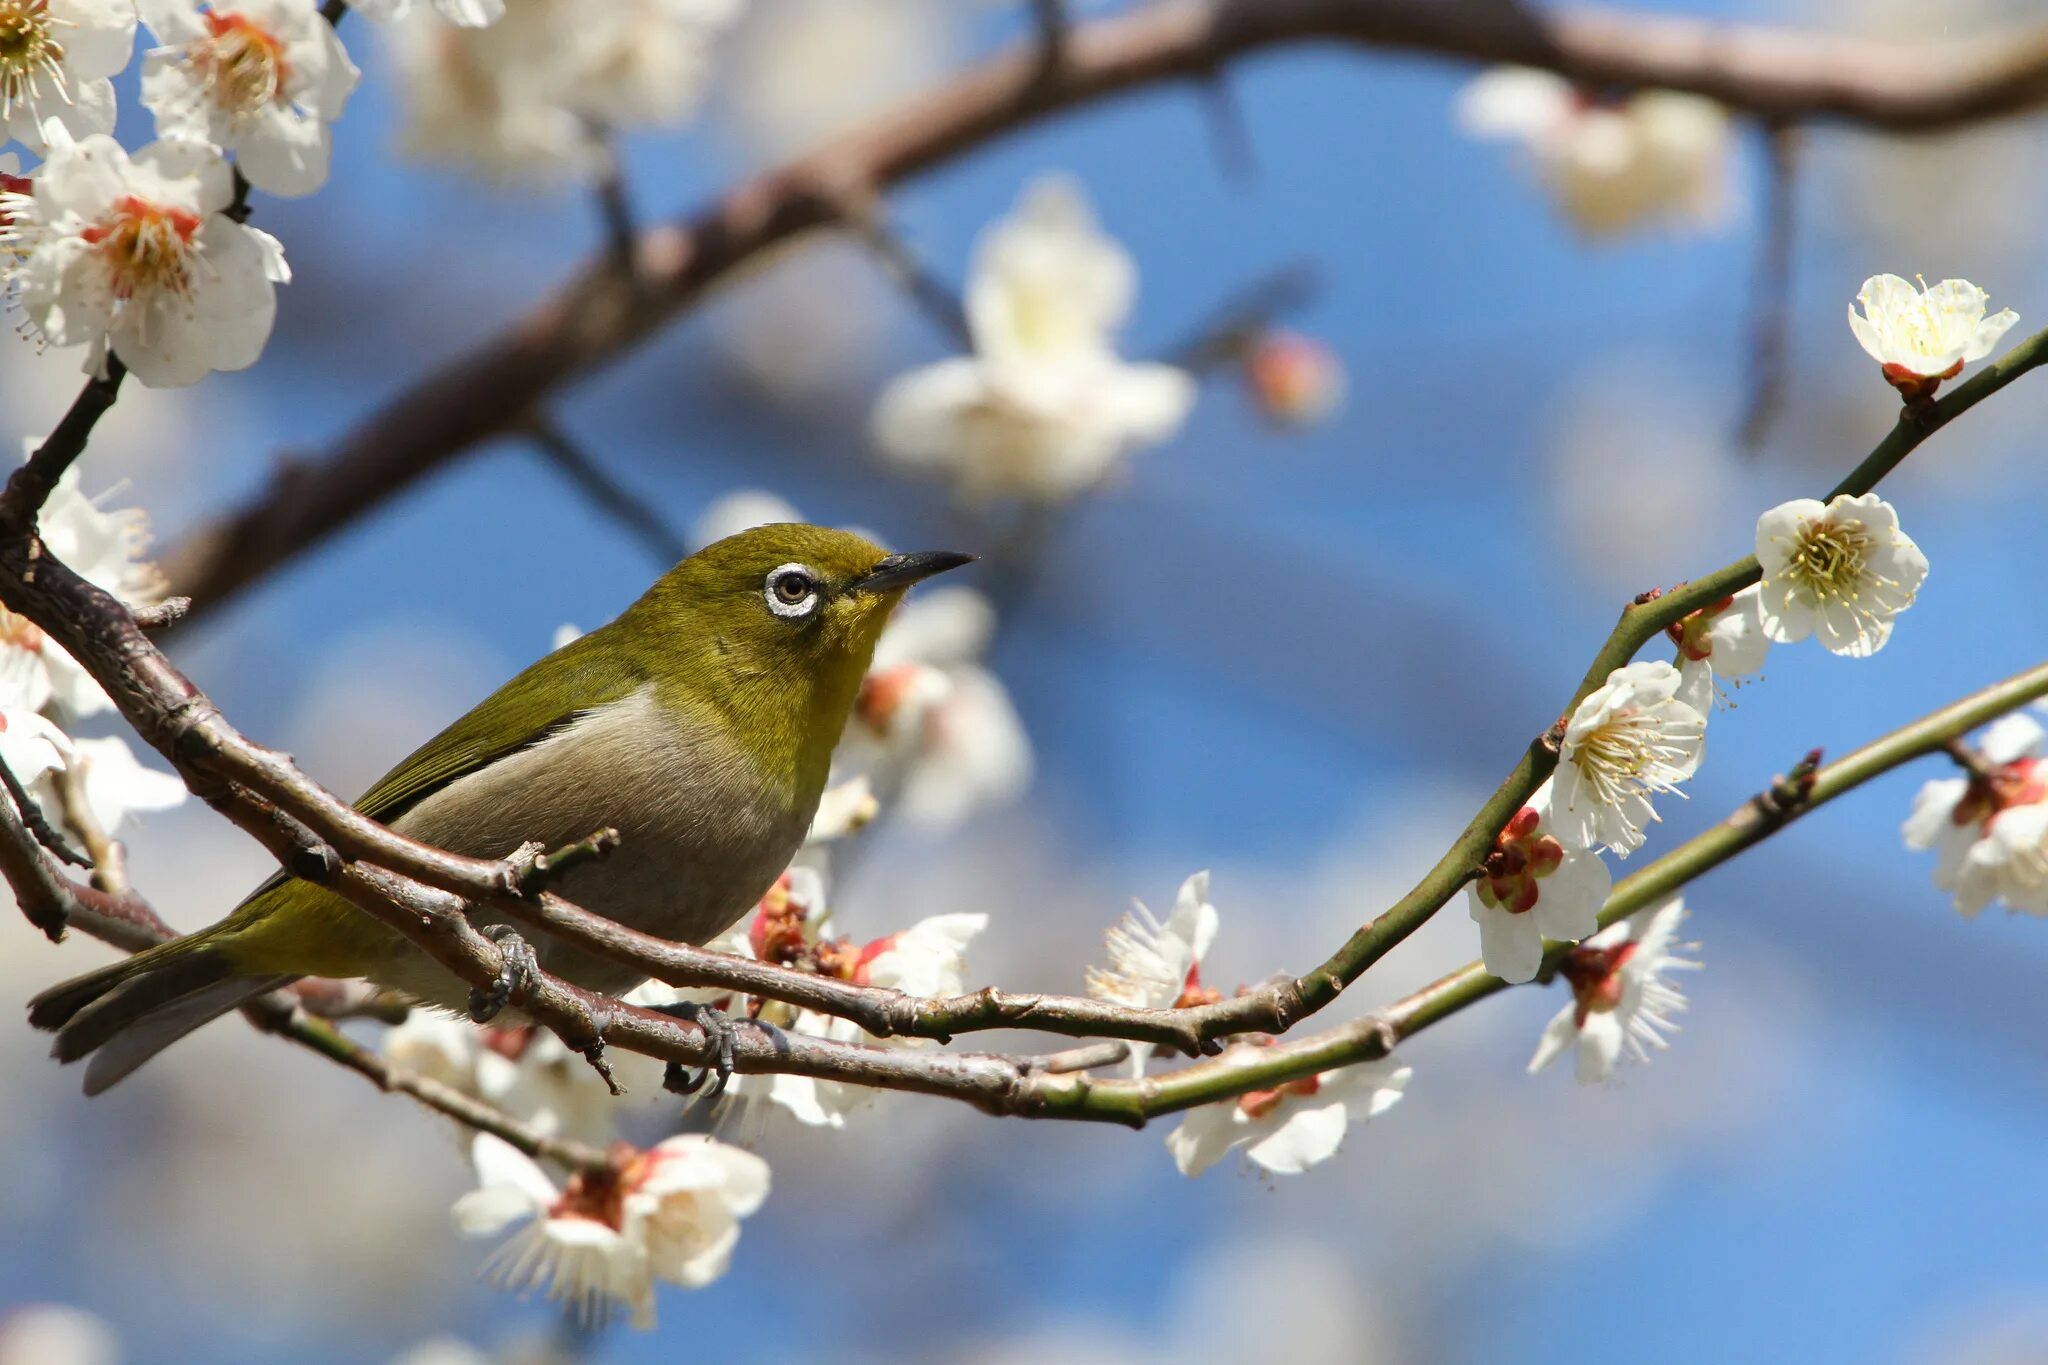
[28,524,972,1093]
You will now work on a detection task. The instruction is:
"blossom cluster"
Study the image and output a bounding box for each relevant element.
[1903,709,2048,916]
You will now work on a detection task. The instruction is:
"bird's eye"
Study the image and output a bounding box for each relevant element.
[764,563,820,619]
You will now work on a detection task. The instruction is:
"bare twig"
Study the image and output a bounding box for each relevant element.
[525,418,687,566]
[0,361,127,530]
[841,200,973,348]
[1158,261,1320,371]
[157,0,2048,622]
[1737,124,1801,451]
[0,755,88,870]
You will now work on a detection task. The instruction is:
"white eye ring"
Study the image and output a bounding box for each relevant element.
[763,562,821,619]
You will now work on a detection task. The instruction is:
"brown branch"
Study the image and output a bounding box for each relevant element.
[0,361,126,531]
[156,0,2048,621]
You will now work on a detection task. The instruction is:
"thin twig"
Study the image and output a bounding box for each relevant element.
[0,755,88,869]
[595,150,636,271]
[526,418,687,566]
[1737,124,1801,451]
[1157,261,1320,371]
[1,361,127,529]
[841,199,973,348]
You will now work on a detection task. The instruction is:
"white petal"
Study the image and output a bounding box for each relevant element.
[1242,1100,1349,1175]
[1165,1102,1242,1178]
[1527,1003,1579,1074]
[1470,890,1543,985]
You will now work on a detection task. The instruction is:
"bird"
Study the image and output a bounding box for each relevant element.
[28,524,973,1094]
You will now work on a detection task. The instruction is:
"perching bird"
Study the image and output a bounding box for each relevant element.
[29,524,972,1093]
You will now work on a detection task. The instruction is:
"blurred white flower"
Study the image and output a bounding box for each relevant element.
[1902,712,2048,916]
[845,586,1030,827]
[1552,661,1705,857]
[1242,328,1345,427]
[1529,896,1699,1084]
[34,734,186,834]
[1458,67,1730,237]
[8,128,287,386]
[388,1337,491,1365]
[351,0,502,27]
[806,773,877,842]
[0,1304,119,1365]
[0,452,164,718]
[1086,870,1219,1074]
[719,0,958,159]
[0,699,72,785]
[1754,493,1927,658]
[0,0,134,153]
[383,1008,488,1094]
[1167,1054,1410,1178]
[871,176,1195,502]
[454,1132,769,1330]
[1466,779,1608,985]
[1847,273,2017,401]
[1966,801,2048,917]
[140,0,360,197]
[689,488,801,549]
[1670,584,1769,715]
[388,0,738,184]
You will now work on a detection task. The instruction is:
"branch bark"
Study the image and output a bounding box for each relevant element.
[156,0,2048,620]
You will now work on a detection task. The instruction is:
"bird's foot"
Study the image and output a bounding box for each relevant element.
[651,1002,738,1101]
[469,925,538,1024]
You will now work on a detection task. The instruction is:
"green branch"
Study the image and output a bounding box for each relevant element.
[1281,325,2048,1022]
[1029,656,2048,1123]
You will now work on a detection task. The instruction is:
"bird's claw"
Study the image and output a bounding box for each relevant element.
[469,925,538,1024]
[655,1003,737,1102]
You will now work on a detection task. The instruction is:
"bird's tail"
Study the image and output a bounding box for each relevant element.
[27,937,293,1094]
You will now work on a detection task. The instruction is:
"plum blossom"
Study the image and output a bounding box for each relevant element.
[1457,67,1730,237]
[139,0,360,197]
[7,128,288,386]
[1552,661,1706,857]
[453,1133,769,1329]
[1467,779,1609,985]
[0,687,72,785]
[0,0,135,153]
[33,735,185,835]
[1902,712,2048,916]
[1528,896,1699,1084]
[1668,584,1769,715]
[388,0,739,184]
[843,585,1030,827]
[1166,1053,1410,1178]
[1085,870,1220,1074]
[1754,493,1927,658]
[349,0,502,26]
[870,176,1195,502]
[1847,274,2017,402]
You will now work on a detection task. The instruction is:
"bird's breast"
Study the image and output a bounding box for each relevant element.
[385,684,812,1001]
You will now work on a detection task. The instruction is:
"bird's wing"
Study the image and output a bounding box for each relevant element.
[353,627,648,824]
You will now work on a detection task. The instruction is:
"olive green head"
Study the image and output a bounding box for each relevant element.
[616,523,973,789]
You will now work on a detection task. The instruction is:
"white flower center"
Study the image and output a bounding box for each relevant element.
[186,12,288,119]
[0,0,67,119]
[1781,515,1908,638]
[84,196,204,301]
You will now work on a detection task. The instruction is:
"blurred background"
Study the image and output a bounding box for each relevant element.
[6,0,2048,1361]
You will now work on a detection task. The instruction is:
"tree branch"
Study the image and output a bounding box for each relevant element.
[156,0,2048,621]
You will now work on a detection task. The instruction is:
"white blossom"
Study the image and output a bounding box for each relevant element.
[0,696,72,785]
[1466,779,1609,985]
[1671,584,1769,716]
[844,586,1031,827]
[388,0,738,184]
[1902,712,2048,916]
[9,128,287,387]
[1086,871,1219,1075]
[689,488,802,550]
[1847,273,2017,399]
[0,0,135,153]
[1754,493,1927,658]
[1552,661,1706,857]
[140,0,360,197]
[871,176,1195,502]
[33,735,185,835]
[349,0,503,27]
[1166,1055,1410,1178]
[454,1133,769,1330]
[1457,67,1730,237]
[1528,896,1699,1084]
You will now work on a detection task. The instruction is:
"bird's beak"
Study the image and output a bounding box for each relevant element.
[850,550,977,594]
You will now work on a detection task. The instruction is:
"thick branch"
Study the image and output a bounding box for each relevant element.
[157,0,2048,619]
